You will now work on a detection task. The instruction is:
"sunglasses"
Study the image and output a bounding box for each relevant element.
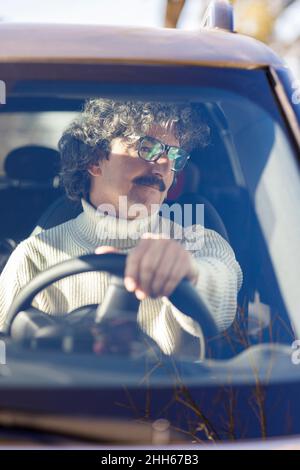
[137,136,190,172]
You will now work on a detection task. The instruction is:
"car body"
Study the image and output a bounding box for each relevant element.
[0,2,300,448]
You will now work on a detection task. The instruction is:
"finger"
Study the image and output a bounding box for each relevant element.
[159,251,187,297]
[95,246,120,255]
[135,288,147,301]
[124,239,150,292]
[138,240,167,296]
[150,241,180,297]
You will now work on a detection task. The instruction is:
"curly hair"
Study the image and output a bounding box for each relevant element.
[59,98,210,201]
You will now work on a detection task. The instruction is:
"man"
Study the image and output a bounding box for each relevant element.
[0,99,243,360]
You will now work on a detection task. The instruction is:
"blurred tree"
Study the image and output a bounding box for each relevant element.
[232,0,298,43]
[164,0,186,28]
[164,0,298,43]
[233,0,275,42]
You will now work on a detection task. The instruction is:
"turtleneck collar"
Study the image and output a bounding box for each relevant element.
[71,198,163,250]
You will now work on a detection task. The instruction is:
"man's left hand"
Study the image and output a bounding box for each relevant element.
[123,233,198,300]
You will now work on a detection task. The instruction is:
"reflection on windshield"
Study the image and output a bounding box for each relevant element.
[0,76,299,389]
[255,124,300,337]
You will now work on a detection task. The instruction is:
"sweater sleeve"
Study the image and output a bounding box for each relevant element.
[169,226,243,336]
[0,241,39,331]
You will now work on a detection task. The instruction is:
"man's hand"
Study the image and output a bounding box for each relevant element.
[124,233,198,300]
[95,234,198,300]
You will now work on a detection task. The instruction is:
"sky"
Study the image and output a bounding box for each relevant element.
[0,0,299,41]
[274,0,300,42]
[0,0,300,41]
[0,0,167,26]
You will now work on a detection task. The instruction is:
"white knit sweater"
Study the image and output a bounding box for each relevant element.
[0,199,242,359]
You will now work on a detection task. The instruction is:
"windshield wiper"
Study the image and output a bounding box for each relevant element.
[0,410,186,445]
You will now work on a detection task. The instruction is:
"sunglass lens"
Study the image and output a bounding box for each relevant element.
[139,137,163,161]
[168,148,189,171]
[139,137,189,171]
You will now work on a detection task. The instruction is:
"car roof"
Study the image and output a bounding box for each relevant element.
[0,23,284,69]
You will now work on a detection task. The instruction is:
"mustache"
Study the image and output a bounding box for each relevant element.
[132,174,166,192]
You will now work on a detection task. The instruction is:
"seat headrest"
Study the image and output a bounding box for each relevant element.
[4,145,60,182]
[167,161,200,200]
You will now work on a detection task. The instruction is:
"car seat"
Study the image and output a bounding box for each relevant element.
[0,145,62,270]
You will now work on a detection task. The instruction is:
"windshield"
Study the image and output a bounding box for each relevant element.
[0,66,300,442]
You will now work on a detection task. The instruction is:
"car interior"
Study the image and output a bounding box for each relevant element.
[0,83,296,359]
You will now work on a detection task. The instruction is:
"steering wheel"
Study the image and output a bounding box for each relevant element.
[3,253,219,358]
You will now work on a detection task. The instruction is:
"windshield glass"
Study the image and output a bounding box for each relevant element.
[0,66,299,394]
